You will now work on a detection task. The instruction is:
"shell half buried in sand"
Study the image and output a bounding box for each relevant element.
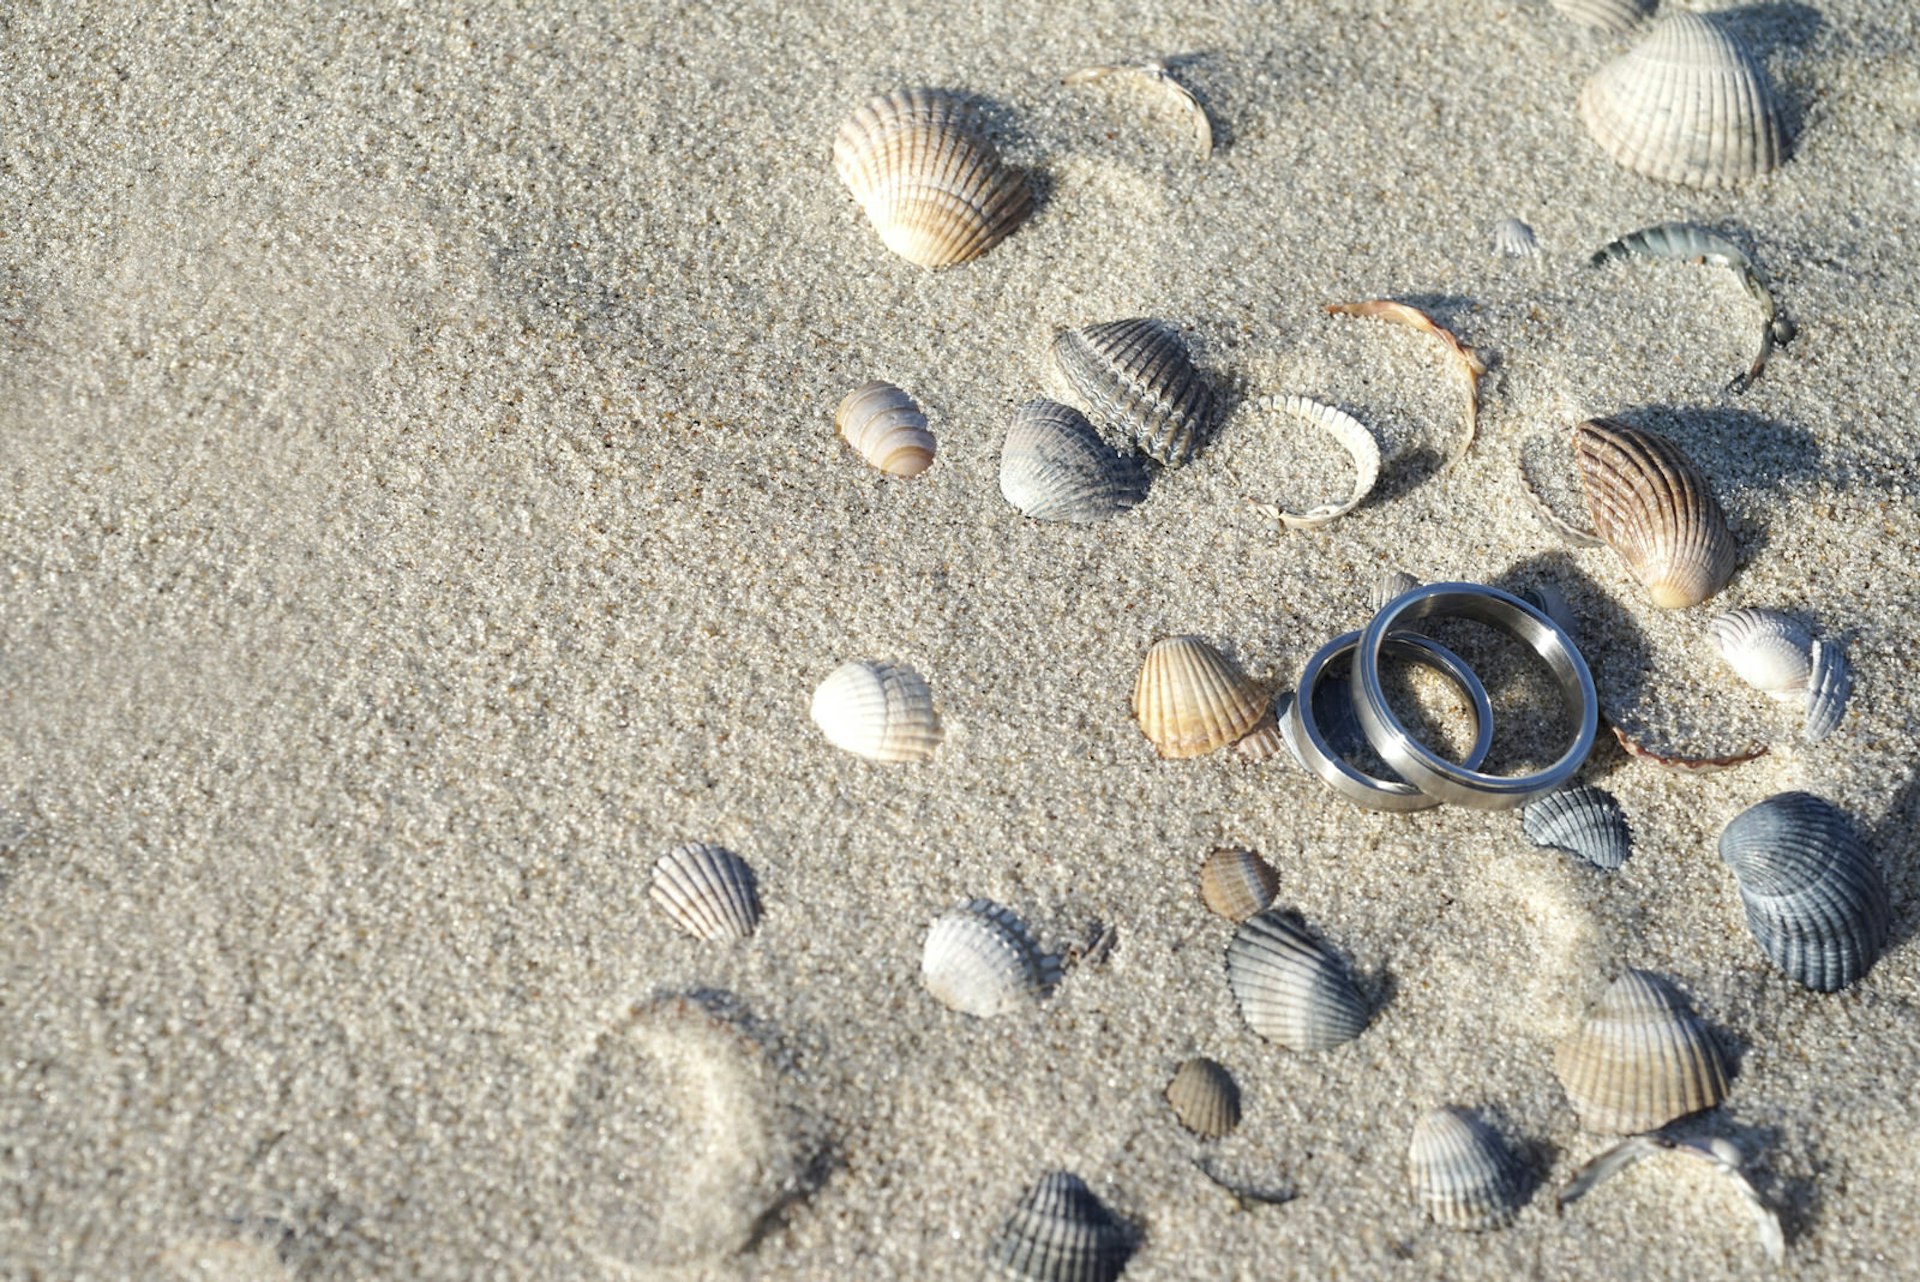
[999,398,1151,523]
[921,898,1060,1018]
[1571,418,1736,609]
[1132,636,1270,759]
[1198,847,1280,922]
[649,842,762,941]
[810,659,944,764]
[1165,1057,1243,1140]
[1803,638,1853,743]
[1407,1106,1533,1230]
[1521,785,1633,872]
[1051,317,1220,468]
[1554,969,1730,1133]
[1225,909,1371,1052]
[835,380,936,477]
[987,1170,1135,1282]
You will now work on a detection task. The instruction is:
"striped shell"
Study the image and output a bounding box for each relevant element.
[836,380,936,477]
[1408,1107,1532,1231]
[1229,706,1287,762]
[1051,318,1219,468]
[1550,0,1654,32]
[922,899,1059,1018]
[1225,910,1370,1052]
[1198,847,1280,922]
[1255,394,1381,528]
[650,843,762,941]
[1710,607,1811,700]
[1804,638,1852,743]
[832,88,1032,269]
[810,659,943,764]
[1369,569,1421,613]
[1493,217,1540,259]
[1578,13,1786,188]
[987,1171,1134,1282]
[1132,636,1269,760]
[1165,1057,1242,1140]
[1522,786,1633,871]
[1719,792,1890,991]
[999,399,1151,523]
[1572,418,1736,608]
[1554,969,1730,1133]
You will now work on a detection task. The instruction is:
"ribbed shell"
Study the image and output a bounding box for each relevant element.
[1165,1057,1242,1140]
[1578,13,1786,188]
[1369,569,1422,613]
[922,899,1059,1018]
[1572,418,1736,608]
[1131,636,1269,760]
[1229,706,1287,762]
[1225,910,1370,1051]
[832,88,1032,269]
[1255,394,1381,528]
[835,380,936,477]
[1804,638,1852,743]
[1719,792,1890,991]
[1710,607,1812,700]
[1198,847,1280,922]
[999,399,1151,523]
[1550,0,1654,31]
[649,843,762,941]
[810,659,944,764]
[1051,318,1219,467]
[987,1171,1133,1282]
[1408,1107,1532,1231]
[1554,969,1729,1133]
[1522,786,1633,871]
[1493,217,1540,259]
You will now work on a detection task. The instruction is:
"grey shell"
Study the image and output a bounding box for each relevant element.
[1224,910,1370,1051]
[1165,1057,1242,1140]
[649,843,762,941]
[1407,1106,1533,1230]
[1803,638,1853,743]
[1522,786,1633,871]
[1553,969,1729,1134]
[922,899,1061,1018]
[999,399,1151,523]
[1051,318,1219,468]
[1550,0,1655,32]
[1492,217,1540,259]
[987,1170,1134,1282]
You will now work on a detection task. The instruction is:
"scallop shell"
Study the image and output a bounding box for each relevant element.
[1578,13,1786,188]
[1719,792,1890,991]
[810,659,943,764]
[1198,847,1280,922]
[1051,318,1219,468]
[835,380,936,477]
[987,1171,1134,1282]
[1550,0,1654,32]
[1225,910,1371,1052]
[1493,217,1540,259]
[1229,706,1287,762]
[1571,418,1736,608]
[1131,636,1269,760]
[1803,638,1852,743]
[1554,969,1730,1133]
[650,843,762,941]
[832,87,1033,269]
[999,399,1151,523]
[1253,394,1382,529]
[1522,786,1633,871]
[1408,1106,1532,1231]
[1165,1057,1242,1140]
[1709,607,1811,700]
[922,899,1060,1018]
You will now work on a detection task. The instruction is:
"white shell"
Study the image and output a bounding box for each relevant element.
[1253,394,1382,529]
[1553,969,1730,1133]
[1165,1057,1242,1140]
[1803,638,1852,742]
[1131,636,1269,760]
[1550,0,1654,32]
[650,843,762,941]
[987,1171,1134,1282]
[1493,217,1540,259]
[999,399,1150,523]
[810,659,944,764]
[836,380,936,477]
[1408,1106,1532,1230]
[1369,569,1422,613]
[1224,910,1370,1051]
[1709,607,1812,700]
[921,899,1060,1018]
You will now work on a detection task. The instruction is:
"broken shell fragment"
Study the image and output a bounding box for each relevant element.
[1051,318,1220,468]
[922,899,1061,1018]
[1803,638,1852,743]
[1554,969,1730,1133]
[1225,910,1370,1051]
[1550,0,1654,33]
[810,659,944,764]
[1229,706,1287,762]
[1407,1106,1532,1231]
[835,380,936,477]
[1325,300,1486,463]
[1063,59,1213,161]
[1709,607,1812,700]
[1198,847,1280,922]
[1521,785,1633,871]
[1132,636,1270,759]
[999,399,1151,523]
[1369,569,1422,613]
[1571,418,1736,608]
[650,843,763,941]
[1165,1057,1242,1140]
[1559,1135,1784,1265]
[1611,724,1768,774]
[987,1171,1135,1282]
[1252,394,1382,529]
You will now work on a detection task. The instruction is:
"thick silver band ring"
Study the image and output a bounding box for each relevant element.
[1281,630,1495,812]
[1352,582,1598,810]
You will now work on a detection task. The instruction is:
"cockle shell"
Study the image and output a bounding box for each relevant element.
[1051,318,1220,468]
[1554,969,1730,1133]
[1522,786,1633,871]
[1578,13,1786,188]
[1493,217,1541,259]
[810,659,943,764]
[1369,569,1421,613]
[1165,1057,1242,1140]
[1229,706,1287,762]
[1132,636,1269,760]
[1804,638,1852,743]
[1225,910,1370,1051]
[999,399,1151,523]
[987,1171,1135,1282]
[1709,607,1811,699]
[1198,847,1280,922]
[650,843,762,941]
[1572,418,1736,608]
[922,899,1060,1018]
[835,380,936,477]
[1719,792,1890,991]
[1407,1107,1533,1231]
[832,87,1033,269]
[1550,0,1654,32]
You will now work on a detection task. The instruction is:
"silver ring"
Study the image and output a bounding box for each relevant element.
[1352,582,1598,810]
[1281,630,1496,812]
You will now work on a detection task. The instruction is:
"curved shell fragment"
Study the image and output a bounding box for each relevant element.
[1553,968,1730,1134]
[1558,1134,1784,1265]
[1325,300,1485,464]
[1571,418,1736,608]
[1251,394,1381,529]
[836,380,936,477]
[1132,636,1269,759]
[1611,723,1767,773]
[810,659,944,763]
[1063,59,1213,161]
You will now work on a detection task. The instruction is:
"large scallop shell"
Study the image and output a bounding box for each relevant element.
[836,380,936,477]
[999,399,1151,523]
[650,843,762,941]
[832,88,1033,269]
[1709,607,1811,700]
[1522,785,1633,871]
[1571,418,1736,608]
[810,659,944,764]
[1803,638,1852,743]
[1225,910,1370,1052]
[1550,0,1654,32]
[1165,1057,1242,1140]
[1554,969,1730,1134]
[1132,636,1269,760]
[1407,1106,1532,1231]
[987,1171,1134,1282]
[1051,318,1220,468]
[1719,792,1890,992]
[1578,13,1786,188]
[922,899,1060,1018]
[1198,847,1279,922]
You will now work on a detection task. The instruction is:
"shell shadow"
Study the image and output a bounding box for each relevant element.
[1472,1101,1554,1213]
[964,91,1057,221]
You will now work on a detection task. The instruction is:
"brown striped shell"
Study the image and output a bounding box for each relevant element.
[835,380,936,477]
[1553,969,1730,1133]
[1165,1057,1242,1140]
[1571,419,1735,608]
[1131,636,1269,759]
[1198,847,1279,922]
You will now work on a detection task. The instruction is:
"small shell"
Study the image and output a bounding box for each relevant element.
[1051,318,1219,467]
[1229,706,1287,762]
[987,1171,1134,1282]
[922,899,1060,1018]
[810,659,944,764]
[1719,792,1890,991]
[1225,910,1370,1052]
[1493,217,1540,259]
[1709,607,1812,700]
[1550,0,1654,32]
[832,87,1033,269]
[1132,636,1270,760]
[1522,786,1632,871]
[650,843,762,941]
[1165,1057,1242,1140]
[835,380,936,477]
[1369,569,1422,614]
[1408,1107,1532,1231]
[1517,583,1581,645]
[1252,394,1382,529]
[1578,13,1786,188]
[1198,847,1279,922]
[1803,638,1852,743]
[1554,969,1730,1134]
[999,399,1151,523]
[1572,418,1736,608]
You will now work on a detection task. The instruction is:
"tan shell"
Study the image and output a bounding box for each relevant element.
[1198,847,1279,922]
[836,380,935,477]
[1572,418,1735,608]
[1131,636,1269,759]
[1550,0,1654,32]
[1230,706,1287,762]
[1553,969,1730,1133]
[831,87,1032,269]
[1408,1106,1532,1230]
[1165,1057,1242,1140]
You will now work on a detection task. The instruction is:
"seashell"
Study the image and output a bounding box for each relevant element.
[1522,786,1632,871]
[650,843,762,941]
[1803,638,1852,743]
[1554,969,1730,1133]
[810,659,944,764]
[1063,59,1213,161]
[987,1170,1135,1282]
[1251,394,1382,529]
[1198,847,1279,922]
[1558,1134,1785,1265]
[1578,13,1786,188]
[1225,910,1371,1051]
[1550,0,1654,32]
[1165,1057,1242,1140]
[1718,792,1890,991]
[1493,217,1540,259]
[1229,705,1287,762]
[1571,418,1736,608]
[1709,607,1811,700]
[1517,582,1581,645]
[1369,569,1422,614]
[832,88,1033,269]
[1611,724,1767,773]
[1407,1106,1533,1231]
[922,899,1060,1018]
[1051,318,1219,468]
[835,380,936,477]
[1131,636,1270,760]
[999,399,1151,523]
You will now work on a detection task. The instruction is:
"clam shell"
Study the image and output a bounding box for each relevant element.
[1719,792,1890,991]
[1493,217,1540,259]
[1522,785,1633,871]
[1803,637,1852,743]
[987,1171,1134,1282]
[1165,1057,1242,1140]
[1198,847,1280,922]
[832,87,1032,269]
[1225,910,1370,1051]
[1572,418,1736,608]
[1254,394,1381,529]
[1408,1106,1532,1231]
[1131,636,1269,760]
[810,659,943,764]
[1550,0,1654,32]
[922,899,1060,1018]
[1578,13,1786,188]
[1554,969,1729,1133]
[835,380,936,477]
[999,399,1151,523]
[1709,607,1811,700]
[650,843,762,941]
[1051,318,1219,468]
